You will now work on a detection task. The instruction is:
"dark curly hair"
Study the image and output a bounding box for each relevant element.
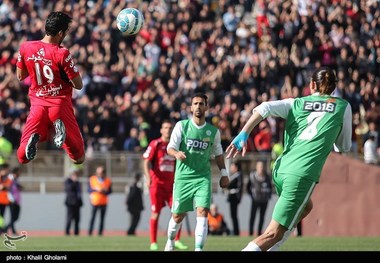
[45,12,72,36]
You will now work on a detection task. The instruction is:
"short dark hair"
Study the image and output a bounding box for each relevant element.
[191,93,208,106]
[45,12,72,36]
[161,119,173,126]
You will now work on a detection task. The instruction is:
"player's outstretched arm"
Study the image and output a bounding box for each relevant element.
[226,132,248,159]
[226,111,264,159]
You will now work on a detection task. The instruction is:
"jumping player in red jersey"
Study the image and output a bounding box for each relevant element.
[16,11,85,165]
[143,120,188,251]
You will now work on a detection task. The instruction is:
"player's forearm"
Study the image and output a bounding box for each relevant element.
[215,155,226,171]
[167,147,178,159]
[241,111,264,135]
[168,147,186,161]
[142,160,150,176]
[142,161,151,183]
[71,75,83,90]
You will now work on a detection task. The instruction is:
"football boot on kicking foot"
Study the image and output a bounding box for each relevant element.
[25,133,40,160]
[53,119,66,148]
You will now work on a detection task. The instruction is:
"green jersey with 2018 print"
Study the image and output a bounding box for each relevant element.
[175,119,218,180]
[273,95,349,183]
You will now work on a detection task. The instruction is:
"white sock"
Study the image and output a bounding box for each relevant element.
[267,228,295,251]
[164,239,174,251]
[167,217,182,240]
[242,242,261,251]
[195,217,208,251]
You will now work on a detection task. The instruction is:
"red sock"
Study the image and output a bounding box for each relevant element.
[150,218,158,243]
[175,226,182,241]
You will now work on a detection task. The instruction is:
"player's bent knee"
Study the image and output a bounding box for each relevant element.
[173,214,185,223]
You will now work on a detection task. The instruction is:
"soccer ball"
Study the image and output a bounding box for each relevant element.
[116,8,144,36]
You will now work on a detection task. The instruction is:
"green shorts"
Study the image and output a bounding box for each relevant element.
[272,172,316,229]
[171,177,211,214]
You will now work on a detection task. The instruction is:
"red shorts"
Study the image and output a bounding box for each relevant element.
[149,185,173,213]
[17,105,85,163]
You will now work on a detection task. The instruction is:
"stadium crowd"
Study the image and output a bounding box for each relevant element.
[0,0,379,162]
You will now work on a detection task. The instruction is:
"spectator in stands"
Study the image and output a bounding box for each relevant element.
[88,165,112,236]
[364,121,379,153]
[124,127,142,175]
[208,203,230,236]
[364,135,379,165]
[0,136,12,166]
[254,121,272,153]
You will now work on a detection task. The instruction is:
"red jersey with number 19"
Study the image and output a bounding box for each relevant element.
[16,41,80,107]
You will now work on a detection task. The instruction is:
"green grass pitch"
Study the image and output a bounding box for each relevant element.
[1,235,379,251]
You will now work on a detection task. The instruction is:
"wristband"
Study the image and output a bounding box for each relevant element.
[232,131,249,151]
[220,169,228,177]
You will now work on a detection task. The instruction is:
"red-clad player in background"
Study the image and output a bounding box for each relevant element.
[143,120,188,251]
[16,11,85,165]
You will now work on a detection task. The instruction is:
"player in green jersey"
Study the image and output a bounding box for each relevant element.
[164,93,230,251]
[226,67,352,251]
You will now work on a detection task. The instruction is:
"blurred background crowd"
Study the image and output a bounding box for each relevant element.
[0,0,379,164]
